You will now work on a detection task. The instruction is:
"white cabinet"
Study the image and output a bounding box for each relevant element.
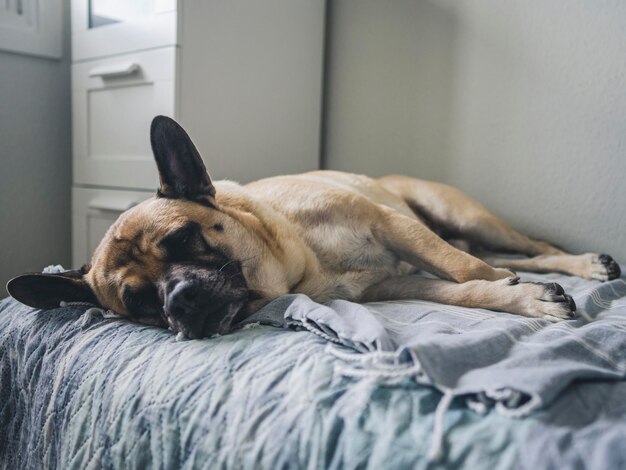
[72,47,176,188]
[71,0,326,267]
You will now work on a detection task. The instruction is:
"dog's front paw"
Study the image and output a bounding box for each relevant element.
[528,281,576,322]
[503,281,576,321]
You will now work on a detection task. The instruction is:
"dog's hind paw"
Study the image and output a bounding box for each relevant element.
[591,254,621,281]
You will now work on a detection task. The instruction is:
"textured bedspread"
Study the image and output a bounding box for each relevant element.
[1,270,626,469]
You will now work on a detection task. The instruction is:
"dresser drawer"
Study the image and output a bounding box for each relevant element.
[72,47,177,190]
[72,187,153,267]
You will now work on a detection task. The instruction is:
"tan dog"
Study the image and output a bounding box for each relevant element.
[8,116,621,338]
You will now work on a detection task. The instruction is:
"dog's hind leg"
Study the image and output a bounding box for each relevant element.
[479,253,621,282]
[377,176,621,281]
[377,175,564,256]
[360,275,576,322]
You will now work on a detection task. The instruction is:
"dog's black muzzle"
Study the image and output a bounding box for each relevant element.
[162,263,248,338]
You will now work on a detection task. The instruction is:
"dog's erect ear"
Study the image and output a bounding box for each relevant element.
[6,271,97,309]
[150,115,216,205]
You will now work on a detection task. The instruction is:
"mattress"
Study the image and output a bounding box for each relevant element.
[1,269,625,469]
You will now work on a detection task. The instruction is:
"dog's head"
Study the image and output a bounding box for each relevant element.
[7,116,260,338]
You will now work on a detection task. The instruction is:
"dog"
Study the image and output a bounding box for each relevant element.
[8,116,621,338]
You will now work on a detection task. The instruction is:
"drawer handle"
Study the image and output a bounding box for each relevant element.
[89,197,139,212]
[88,62,141,79]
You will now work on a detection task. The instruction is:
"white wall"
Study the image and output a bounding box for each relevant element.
[324,0,626,260]
[0,0,71,294]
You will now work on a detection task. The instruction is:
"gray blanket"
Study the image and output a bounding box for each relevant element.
[1,268,625,469]
[245,270,626,459]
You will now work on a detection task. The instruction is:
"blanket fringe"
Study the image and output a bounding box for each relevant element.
[326,345,428,385]
[427,389,455,462]
[327,345,456,462]
[327,345,545,463]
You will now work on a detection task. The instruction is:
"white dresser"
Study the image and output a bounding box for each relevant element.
[71,0,326,267]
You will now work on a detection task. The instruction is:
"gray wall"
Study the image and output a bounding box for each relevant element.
[324,0,626,261]
[0,0,72,295]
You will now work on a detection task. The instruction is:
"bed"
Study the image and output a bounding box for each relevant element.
[1,268,625,469]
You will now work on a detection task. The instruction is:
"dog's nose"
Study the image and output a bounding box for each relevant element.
[166,280,200,319]
[163,275,249,337]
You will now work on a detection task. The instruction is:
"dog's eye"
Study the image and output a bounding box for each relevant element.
[159,221,227,264]
[160,222,202,260]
